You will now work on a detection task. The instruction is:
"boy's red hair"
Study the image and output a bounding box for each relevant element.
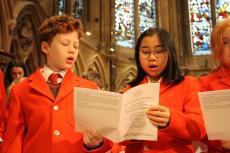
[38,15,82,45]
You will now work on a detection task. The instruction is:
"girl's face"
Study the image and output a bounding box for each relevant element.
[139,34,168,80]
[11,66,24,80]
[221,28,230,69]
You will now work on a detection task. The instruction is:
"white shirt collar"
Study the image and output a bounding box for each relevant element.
[147,76,162,83]
[41,65,67,82]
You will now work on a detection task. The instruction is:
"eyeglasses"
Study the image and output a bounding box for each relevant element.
[139,47,166,59]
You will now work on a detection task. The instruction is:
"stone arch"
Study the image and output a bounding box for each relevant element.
[115,66,137,92]
[74,52,85,76]
[0,0,13,51]
[9,1,47,73]
[82,55,108,90]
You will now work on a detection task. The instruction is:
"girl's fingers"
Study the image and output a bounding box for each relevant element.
[148,105,168,111]
[150,120,168,127]
[146,110,170,118]
[146,115,167,123]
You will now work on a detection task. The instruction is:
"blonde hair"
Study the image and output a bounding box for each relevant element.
[211,19,230,68]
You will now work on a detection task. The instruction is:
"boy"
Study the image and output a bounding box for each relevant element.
[2,15,112,153]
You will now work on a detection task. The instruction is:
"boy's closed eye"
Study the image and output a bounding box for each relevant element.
[60,40,69,46]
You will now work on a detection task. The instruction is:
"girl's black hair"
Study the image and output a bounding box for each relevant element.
[129,27,184,87]
[4,60,28,89]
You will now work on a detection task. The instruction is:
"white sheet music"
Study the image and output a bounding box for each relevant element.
[74,83,159,142]
[199,89,230,140]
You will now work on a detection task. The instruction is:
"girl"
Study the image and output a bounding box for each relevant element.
[199,19,230,152]
[121,27,206,153]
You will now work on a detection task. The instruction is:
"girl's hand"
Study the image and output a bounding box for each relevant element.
[83,128,103,149]
[146,105,170,128]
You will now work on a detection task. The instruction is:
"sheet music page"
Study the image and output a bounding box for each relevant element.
[118,83,159,142]
[199,89,230,140]
[74,87,122,142]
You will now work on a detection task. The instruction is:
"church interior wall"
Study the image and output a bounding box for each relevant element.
[0,0,216,91]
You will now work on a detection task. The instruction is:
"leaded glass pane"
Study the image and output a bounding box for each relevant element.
[139,0,156,33]
[216,0,230,23]
[188,0,212,55]
[58,0,65,15]
[115,0,135,48]
[73,0,83,18]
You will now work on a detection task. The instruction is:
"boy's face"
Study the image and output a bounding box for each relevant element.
[41,31,79,72]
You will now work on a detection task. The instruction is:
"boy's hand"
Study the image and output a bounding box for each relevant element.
[83,128,103,149]
[146,105,170,128]
[222,140,230,150]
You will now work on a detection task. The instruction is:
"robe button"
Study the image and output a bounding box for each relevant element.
[53,105,59,111]
[143,145,150,151]
[53,130,60,136]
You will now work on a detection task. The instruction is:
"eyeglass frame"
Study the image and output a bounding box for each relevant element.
[139,47,167,59]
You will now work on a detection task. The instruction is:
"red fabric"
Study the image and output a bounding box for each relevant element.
[111,143,125,153]
[119,76,206,153]
[199,66,230,91]
[199,66,230,153]
[0,70,7,149]
[2,69,112,153]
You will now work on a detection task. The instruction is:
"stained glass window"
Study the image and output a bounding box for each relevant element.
[73,0,83,19]
[53,0,66,15]
[139,0,156,33]
[58,0,65,15]
[188,0,212,55]
[115,0,135,47]
[216,0,230,23]
[115,0,156,48]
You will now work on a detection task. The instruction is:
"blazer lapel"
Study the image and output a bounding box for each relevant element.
[216,68,230,87]
[160,83,171,94]
[28,69,54,100]
[219,76,230,87]
[56,70,76,102]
